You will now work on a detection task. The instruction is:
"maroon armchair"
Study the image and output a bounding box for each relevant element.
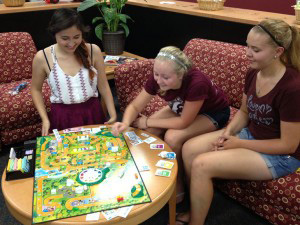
[114,38,300,225]
[0,32,51,147]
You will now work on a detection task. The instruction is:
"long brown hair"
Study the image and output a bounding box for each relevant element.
[48,8,95,79]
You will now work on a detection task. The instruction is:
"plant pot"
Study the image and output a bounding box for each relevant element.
[102,30,125,55]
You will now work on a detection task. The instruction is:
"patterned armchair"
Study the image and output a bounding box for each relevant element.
[114,38,300,225]
[0,32,51,147]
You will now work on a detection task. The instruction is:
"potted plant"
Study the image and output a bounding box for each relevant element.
[78,0,132,55]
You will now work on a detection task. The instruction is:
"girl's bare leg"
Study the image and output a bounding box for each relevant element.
[184,149,273,225]
[164,115,217,202]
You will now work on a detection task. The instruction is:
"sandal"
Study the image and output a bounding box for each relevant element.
[176,218,189,225]
[175,212,190,225]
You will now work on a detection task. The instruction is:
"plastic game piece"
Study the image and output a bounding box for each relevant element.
[9,147,16,159]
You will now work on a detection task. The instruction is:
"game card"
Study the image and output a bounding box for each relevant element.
[155,169,171,177]
[143,137,157,144]
[150,144,164,150]
[155,160,174,169]
[138,164,150,171]
[117,206,133,218]
[102,209,118,220]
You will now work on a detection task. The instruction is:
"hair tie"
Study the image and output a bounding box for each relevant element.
[157,52,187,70]
[257,24,284,49]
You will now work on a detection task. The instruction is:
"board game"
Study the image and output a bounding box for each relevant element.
[32,128,151,223]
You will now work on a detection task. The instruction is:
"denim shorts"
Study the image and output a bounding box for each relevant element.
[202,106,230,129]
[238,128,300,179]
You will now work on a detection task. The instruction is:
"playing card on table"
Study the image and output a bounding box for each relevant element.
[155,160,174,169]
[138,164,150,171]
[143,137,157,144]
[150,144,164,150]
[155,169,171,177]
[102,209,118,220]
[125,131,138,140]
[117,206,133,218]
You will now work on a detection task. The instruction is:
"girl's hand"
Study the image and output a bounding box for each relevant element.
[211,129,233,151]
[112,122,129,136]
[105,116,117,125]
[42,120,50,136]
[215,135,241,150]
[132,114,148,129]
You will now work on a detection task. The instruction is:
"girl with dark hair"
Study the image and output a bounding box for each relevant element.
[31,8,117,136]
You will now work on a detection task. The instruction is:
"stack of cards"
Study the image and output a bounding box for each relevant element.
[125,131,143,146]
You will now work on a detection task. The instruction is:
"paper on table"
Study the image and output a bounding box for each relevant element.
[86,212,100,221]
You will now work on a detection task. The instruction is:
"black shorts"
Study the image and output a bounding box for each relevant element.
[202,106,230,129]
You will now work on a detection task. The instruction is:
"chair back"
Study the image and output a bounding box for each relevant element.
[183,38,250,108]
[0,32,37,84]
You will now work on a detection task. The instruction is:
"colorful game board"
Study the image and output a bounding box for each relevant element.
[32,128,151,223]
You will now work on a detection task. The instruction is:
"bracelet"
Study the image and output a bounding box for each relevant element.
[145,117,149,128]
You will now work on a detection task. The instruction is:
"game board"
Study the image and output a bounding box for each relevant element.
[32,128,151,223]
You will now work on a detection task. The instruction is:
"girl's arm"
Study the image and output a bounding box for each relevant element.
[223,93,249,136]
[31,51,49,136]
[122,89,154,126]
[112,89,153,136]
[92,44,117,123]
[146,99,204,129]
[222,121,300,154]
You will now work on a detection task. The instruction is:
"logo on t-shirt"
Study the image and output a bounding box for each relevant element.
[169,97,184,115]
[247,95,274,125]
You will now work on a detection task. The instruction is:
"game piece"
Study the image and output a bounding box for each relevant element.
[155,169,171,177]
[9,147,16,159]
[150,144,164,150]
[155,160,174,169]
[158,151,176,159]
[143,137,157,144]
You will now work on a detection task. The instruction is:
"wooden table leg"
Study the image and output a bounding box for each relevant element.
[168,185,176,225]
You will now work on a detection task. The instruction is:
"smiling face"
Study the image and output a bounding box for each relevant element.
[246,29,280,70]
[153,59,183,91]
[55,25,82,53]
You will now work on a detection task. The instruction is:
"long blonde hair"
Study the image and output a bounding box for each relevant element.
[252,19,300,72]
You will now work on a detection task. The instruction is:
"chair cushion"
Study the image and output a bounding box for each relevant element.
[0,79,51,130]
[215,170,300,225]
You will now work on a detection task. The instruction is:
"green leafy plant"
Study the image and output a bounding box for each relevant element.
[78,0,132,40]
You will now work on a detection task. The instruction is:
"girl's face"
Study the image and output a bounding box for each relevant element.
[55,25,82,53]
[246,29,279,70]
[153,59,183,91]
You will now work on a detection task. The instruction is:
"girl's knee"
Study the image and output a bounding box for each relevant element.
[191,154,213,175]
[164,130,184,150]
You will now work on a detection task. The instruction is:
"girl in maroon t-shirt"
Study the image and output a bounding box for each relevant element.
[177,19,300,225]
[112,46,230,203]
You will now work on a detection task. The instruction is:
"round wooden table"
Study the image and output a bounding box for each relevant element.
[1,126,177,225]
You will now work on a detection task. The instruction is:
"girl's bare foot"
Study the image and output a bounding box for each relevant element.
[176,211,190,225]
